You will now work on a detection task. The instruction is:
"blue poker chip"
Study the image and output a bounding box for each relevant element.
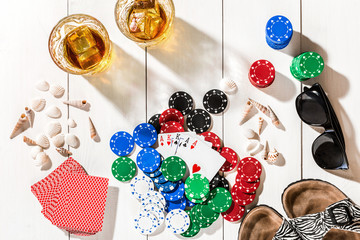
[186,198,196,208]
[136,148,161,173]
[155,180,179,193]
[110,131,135,156]
[165,197,187,212]
[133,123,158,148]
[266,15,293,48]
[143,166,162,178]
[151,174,168,184]
[162,181,185,202]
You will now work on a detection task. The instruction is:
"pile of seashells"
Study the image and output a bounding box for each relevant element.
[9,80,98,170]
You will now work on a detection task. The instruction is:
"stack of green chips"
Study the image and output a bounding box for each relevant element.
[290,51,324,81]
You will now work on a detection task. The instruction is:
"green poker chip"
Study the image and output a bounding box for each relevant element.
[195,203,219,225]
[190,205,212,228]
[161,156,186,181]
[185,174,210,200]
[290,51,324,81]
[181,210,200,238]
[187,191,209,204]
[207,187,232,213]
[111,157,136,182]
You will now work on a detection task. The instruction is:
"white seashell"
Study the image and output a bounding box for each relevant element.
[241,128,257,139]
[23,136,37,145]
[52,134,65,148]
[268,105,280,126]
[56,147,72,156]
[268,148,279,164]
[67,118,77,128]
[35,80,50,92]
[34,152,50,167]
[259,117,264,135]
[249,98,269,116]
[63,100,90,111]
[10,113,28,139]
[220,77,237,93]
[49,84,65,98]
[89,117,98,140]
[46,121,62,138]
[245,140,263,156]
[261,140,269,161]
[36,134,50,149]
[25,107,34,128]
[31,98,46,112]
[239,101,253,124]
[65,133,80,148]
[45,106,62,119]
[30,146,43,159]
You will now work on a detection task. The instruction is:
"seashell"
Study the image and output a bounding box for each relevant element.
[220,77,237,93]
[89,117,98,140]
[56,147,72,156]
[67,118,77,128]
[268,105,280,126]
[45,106,62,119]
[10,113,28,139]
[245,140,263,156]
[241,128,256,139]
[30,146,43,159]
[31,98,46,112]
[249,98,269,115]
[23,136,37,145]
[35,80,49,92]
[49,84,65,98]
[46,121,62,138]
[65,133,80,148]
[258,117,264,135]
[34,152,50,167]
[239,101,253,124]
[25,107,34,128]
[52,134,65,148]
[261,140,269,161]
[63,100,90,111]
[36,134,50,149]
[267,148,279,164]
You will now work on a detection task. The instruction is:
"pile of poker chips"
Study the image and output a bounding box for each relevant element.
[290,51,324,81]
[265,15,293,50]
[248,59,276,88]
[31,157,109,236]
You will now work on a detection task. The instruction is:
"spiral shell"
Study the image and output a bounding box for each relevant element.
[268,105,280,126]
[220,77,237,93]
[89,117,98,140]
[52,134,65,148]
[25,107,34,128]
[10,113,28,139]
[67,118,77,128]
[23,136,37,145]
[30,146,43,159]
[65,133,80,148]
[63,100,90,111]
[30,98,46,112]
[249,98,269,115]
[49,84,65,98]
[261,140,269,161]
[239,101,253,124]
[34,152,50,167]
[35,80,49,92]
[36,134,50,149]
[259,117,264,135]
[56,147,72,156]
[268,148,279,164]
[45,106,62,119]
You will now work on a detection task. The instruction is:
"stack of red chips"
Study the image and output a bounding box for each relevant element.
[248,60,275,88]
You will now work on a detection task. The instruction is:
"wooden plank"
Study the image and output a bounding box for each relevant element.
[223,0,301,239]
[302,0,360,202]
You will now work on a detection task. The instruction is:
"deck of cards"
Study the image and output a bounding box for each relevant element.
[31,157,109,236]
[156,132,226,181]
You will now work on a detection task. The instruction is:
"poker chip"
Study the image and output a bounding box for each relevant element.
[162,181,185,202]
[142,204,165,225]
[207,187,232,213]
[185,174,210,200]
[200,131,221,151]
[192,205,212,229]
[266,15,293,50]
[219,147,238,172]
[141,196,165,211]
[165,209,190,234]
[166,196,187,212]
[141,191,166,207]
[134,210,159,235]
[248,60,275,88]
[151,174,168,184]
[159,108,184,126]
[290,52,324,80]
[168,91,194,115]
[148,114,161,134]
[109,131,135,156]
[188,205,202,227]
[221,201,245,222]
[235,175,260,193]
[231,184,256,205]
[186,109,212,134]
[155,180,178,193]
[143,165,162,178]
[237,157,262,182]
[195,203,220,224]
[203,89,228,114]
[160,121,184,134]
[111,157,136,182]
[133,123,158,148]
[161,156,186,181]
[136,148,161,173]
[188,191,209,204]
[130,175,154,200]
[209,173,230,191]
[181,210,200,238]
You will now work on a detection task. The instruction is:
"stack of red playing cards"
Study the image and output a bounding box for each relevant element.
[31,157,109,236]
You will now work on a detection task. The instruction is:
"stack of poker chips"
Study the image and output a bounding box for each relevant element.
[290,51,324,81]
[265,15,293,50]
[248,60,276,88]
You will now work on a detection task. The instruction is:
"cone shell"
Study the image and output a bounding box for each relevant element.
[259,117,264,135]
[261,140,269,161]
[241,128,256,139]
[45,106,62,119]
[46,121,62,138]
[10,113,28,139]
[56,147,72,156]
[35,80,49,92]
[65,133,80,148]
[220,77,237,93]
[34,152,50,167]
[89,117,97,140]
[52,134,65,148]
[23,136,37,145]
[268,148,279,164]
[49,84,65,98]
[63,100,90,111]
[239,101,253,124]
[36,134,50,149]
[31,98,46,112]
[268,105,280,126]
[25,107,34,128]
[67,118,77,128]
[249,98,269,115]
[30,146,43,159]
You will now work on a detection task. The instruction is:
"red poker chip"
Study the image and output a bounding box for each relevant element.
[160,121,184,134]
[248,60,275,88]
[219,147,238,172]
[219,161,236,172]
[200,131,221,152]
[159,108,184,126]
[221,201,245,222]
[237,157,262,182]
[231,184,256,206]
[235,174,260,194]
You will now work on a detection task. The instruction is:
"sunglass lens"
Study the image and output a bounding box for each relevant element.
[296,91,328,125]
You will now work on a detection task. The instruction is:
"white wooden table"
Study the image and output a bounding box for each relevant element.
[1,0,360,239]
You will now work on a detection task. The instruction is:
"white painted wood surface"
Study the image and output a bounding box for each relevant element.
[1,0,360,239]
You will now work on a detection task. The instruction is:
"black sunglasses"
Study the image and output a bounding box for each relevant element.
[295,83,348,170]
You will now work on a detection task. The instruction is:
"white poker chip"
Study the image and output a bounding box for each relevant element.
[130,176,154,200]
[141,190,166,206]
[165,209,190,234]
[142,204,165,225]
[134,210,159,235]
[141,198,165,212]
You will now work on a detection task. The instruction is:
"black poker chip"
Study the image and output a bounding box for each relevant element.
[148,114,161,133]
[210,173,230,191]
[203,89,228,114]
[168,91,194,115]
[186,109,212,134]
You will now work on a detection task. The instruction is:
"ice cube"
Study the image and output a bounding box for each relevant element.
[76,46,102,70]
[66,26,97,55]
[128,7,164,40]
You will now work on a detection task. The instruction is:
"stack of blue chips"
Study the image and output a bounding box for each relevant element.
[265,15,293,50]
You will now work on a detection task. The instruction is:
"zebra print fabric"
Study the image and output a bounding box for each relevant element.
[273,199,360,240]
